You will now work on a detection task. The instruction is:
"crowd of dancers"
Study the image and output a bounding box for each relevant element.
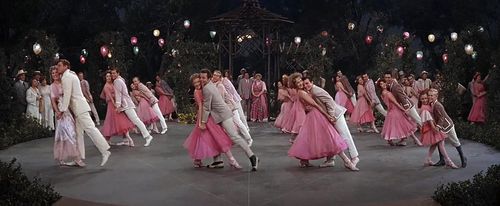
[11,57,493,171]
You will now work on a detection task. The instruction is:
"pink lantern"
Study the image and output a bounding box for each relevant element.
[158,38,165,47]
[396,46,404,56]
[79,55,86,64]
[442,53,449,63]
[403,32,410,40]
[100,45,109,57]
[130,36,138,45]
[365,35,373,45]
[321,31,328,37]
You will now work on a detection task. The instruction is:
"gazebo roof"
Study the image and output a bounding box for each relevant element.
[206,0,294,25]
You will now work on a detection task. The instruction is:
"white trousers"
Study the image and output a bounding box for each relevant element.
[334,115,359,158]
[75,112,110,159]
[124,109,150,138]
[221,118,254,157]
[445,126,461,147]
[374,103,387,117]
[406,106,422,127]
[232,109,252,141]
[235,102,249,130]
[89,102,100,123]
[151,103,168,130]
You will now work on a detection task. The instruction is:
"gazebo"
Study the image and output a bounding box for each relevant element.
[206,0,293,85]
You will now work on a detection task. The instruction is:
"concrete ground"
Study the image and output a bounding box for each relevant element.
[1,122,499,206]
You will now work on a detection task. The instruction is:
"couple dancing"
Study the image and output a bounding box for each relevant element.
[184,69,259,171]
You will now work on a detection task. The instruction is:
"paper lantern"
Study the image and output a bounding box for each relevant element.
[107,52,112,58]
[403,32,410,40]
[130,36,138,45]
[100,45,109,57]
[153,29,160,37]
[396,46,404,56]
[320,31,328,37]
[158,38,165,47]
[79,55,86,64]
[348,22,355,30]
[428,34,436,43]
[416,51,424,60]
[209,31,216,39]
[442,53,448,63]
[365,35,373,45]
[294,36,301,44]
[464,44,474,55]
[81,49,88,57]
[183,20,191,29]
[33,43,42,55]
[133,46,139,55]
[450,32,458,41]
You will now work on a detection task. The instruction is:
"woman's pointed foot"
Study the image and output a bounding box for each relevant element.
[229,158,242,169]
[445,158,459,169]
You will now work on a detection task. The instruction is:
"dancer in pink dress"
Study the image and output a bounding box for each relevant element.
[250,73,269,122]
[155,75,175,118]
[467,73,487,124]
[274,76,292,129]
[334,75,354,118]
[350,76,378,133]
[183,73,241,168]
[281,75,307,144]
[418,92,458,168]
[131,83,159,129]
[287,73,359,171]
[378,79,421,146]
[403,77,419,109]
[50,68,85,167]
[99,72,135,146]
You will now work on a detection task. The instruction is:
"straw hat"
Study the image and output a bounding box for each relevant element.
[16,69,27,77]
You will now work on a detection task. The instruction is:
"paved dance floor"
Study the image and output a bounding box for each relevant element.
[1,122,499,206]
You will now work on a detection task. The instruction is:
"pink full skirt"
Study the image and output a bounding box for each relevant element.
[158,95,175,115]
[381,108,417,140]
[281,100,306,134]
[335,91,354,115]
[274,101,292,129]
[419,123,447,146]
[100,103,135,138]
[136,99,159,125]
[288,108,348,160]
[467,96,486,123]
[183,117,233,160]
[350,96,375,124]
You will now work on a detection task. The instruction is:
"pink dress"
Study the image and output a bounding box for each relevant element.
[155,85,175,116]
[274,88,292,129]
[51,83,81,162]
[183,89,233,160]
[281,89,306,134]
[381,92,417,140]
[288,94,348,160]
[335,84,354,114]
[100,83,135,139]
[250,80,269,121]
[467,82,486,123]
[350,84,375,124]
[419,105,446,146]
[132,90,158,125]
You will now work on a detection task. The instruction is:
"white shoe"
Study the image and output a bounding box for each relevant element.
[319,160,335,168]
[64,161,77,166]
[247,139,253,147]
[144,136,153,147]
[100,151,111,167]
[351,157,360,167]
[160,127,168,135]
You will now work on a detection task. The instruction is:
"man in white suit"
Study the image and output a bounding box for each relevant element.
[56,59,110,166]
[303,77,360,167]
[199,69,259,171]
[132,77,168,134]
[110,68,154,147]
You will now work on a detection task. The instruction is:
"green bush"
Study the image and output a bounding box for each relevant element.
[0,159,61,206]
[454,121,500,150]
[433,164,500,206]
[0,116,53,150]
